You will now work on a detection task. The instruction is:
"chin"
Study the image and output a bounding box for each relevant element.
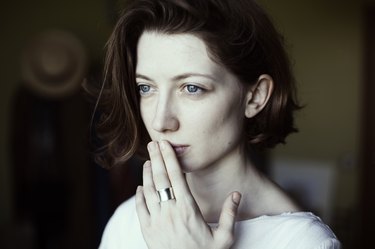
[177,157,196,173]
[178,158,209,174]
[179,162,193,173]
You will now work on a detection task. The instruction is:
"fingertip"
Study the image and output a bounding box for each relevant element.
[217,193,240,230]
[143,160,151,168]
[216,194,239,246]
[135,186,143,203]
[232,191,242,206]
[159,140,168,150]
[147,141,153,149]
[136,185,143,192]
[135,185,150,227]
[147,141,158,152]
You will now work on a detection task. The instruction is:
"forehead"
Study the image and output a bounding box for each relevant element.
[136,31,222,77]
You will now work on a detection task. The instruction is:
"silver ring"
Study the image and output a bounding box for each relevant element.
[157,187,175,202]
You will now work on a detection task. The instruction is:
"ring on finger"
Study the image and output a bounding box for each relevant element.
[156,187,175,202]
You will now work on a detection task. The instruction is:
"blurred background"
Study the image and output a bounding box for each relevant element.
[0,0,374,248]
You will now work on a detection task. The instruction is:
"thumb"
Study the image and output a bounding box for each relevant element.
[215,192,242,245]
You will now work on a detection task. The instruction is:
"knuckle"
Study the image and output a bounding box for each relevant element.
[135,193,143,204]
[168,169,181,179]
[149,147,162,157]
[178,194,196,207]
[165,149,175,159]
[143,185,154,194]
[217,231,234,247]
[153,172,169,183]
[223,206,236,217]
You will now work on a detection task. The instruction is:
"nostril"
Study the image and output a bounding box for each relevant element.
[152,114,179,132]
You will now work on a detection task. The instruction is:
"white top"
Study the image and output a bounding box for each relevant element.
[99,196,341,249]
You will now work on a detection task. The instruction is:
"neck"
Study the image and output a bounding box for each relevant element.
[185,145,267,223]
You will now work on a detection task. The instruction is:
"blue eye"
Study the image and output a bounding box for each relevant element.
[138,85,151,94]
[185,85,203,94]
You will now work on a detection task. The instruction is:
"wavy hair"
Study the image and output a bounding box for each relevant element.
[89,0,301,168]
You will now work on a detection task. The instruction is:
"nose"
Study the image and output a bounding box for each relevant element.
[151,95,179,133]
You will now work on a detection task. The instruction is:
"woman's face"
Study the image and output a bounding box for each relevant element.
[136,31,247,173]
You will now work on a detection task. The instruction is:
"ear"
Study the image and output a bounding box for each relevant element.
[244,74,274,118]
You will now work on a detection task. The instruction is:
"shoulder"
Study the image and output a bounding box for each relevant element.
[99,196,148,249]
[233,212,341,249]
[104,196,138,230]
[273,212,338,240]
[276,212,341,248]
[113,195,138,218]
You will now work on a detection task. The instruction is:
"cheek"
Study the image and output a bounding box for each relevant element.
[209,96,244,128]
[202,102,244,143]
[140,105,153,133]
[197,109,242,141]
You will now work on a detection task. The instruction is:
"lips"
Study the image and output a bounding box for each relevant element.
[171,144,189,156]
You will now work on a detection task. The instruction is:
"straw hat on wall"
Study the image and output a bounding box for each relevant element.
[21,30,88,98]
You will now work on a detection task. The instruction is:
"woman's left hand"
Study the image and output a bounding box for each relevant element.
[135,140,241,249]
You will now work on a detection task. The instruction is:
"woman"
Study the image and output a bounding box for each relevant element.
[94,0,340,248]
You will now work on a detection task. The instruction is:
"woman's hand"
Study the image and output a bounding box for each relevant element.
[135,140,242,249]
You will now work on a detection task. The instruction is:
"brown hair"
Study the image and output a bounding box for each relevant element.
[91,0,300,168]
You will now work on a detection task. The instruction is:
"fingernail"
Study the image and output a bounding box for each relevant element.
[143,160,151,168]
[136,186,142,192]
[232,192,241,205]
[159,140,167,150]
[148,141,157,151]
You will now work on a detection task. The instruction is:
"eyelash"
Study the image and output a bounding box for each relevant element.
[183,84,205,94]
[136,83,206,96]
[137,84,152,95]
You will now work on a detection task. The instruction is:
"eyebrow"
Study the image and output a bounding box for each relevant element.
[135,73,217,82]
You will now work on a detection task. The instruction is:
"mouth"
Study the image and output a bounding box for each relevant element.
[171,144,190,156]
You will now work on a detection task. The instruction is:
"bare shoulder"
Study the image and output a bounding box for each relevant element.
[266,178,302,213]
[241,176,302,219]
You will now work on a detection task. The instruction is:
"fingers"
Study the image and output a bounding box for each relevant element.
[142,160,160,213]
[147,142,171,191]
[216,192,241,244]
[159,140,190,197]
[135,186,150,228]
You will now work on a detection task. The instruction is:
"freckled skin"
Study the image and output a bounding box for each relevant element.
[136,31,300,230]
[136,31,247,174]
